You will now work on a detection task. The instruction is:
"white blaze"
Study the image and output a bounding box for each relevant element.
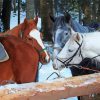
[29,29,49,61]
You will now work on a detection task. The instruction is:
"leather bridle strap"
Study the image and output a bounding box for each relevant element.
[64,39,83,66]
[57,36,83,66]
[39,48,47,53]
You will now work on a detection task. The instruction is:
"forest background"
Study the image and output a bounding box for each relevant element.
[0,0,100,41]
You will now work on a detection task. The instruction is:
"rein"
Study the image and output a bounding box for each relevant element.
[57,58,100,73]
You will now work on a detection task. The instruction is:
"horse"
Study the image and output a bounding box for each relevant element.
[50,13,95,67]
[55,28,100,74]
[0,21,50,83]
[0,16,50,64]
[50,13,98,100]
[51,27,100,100]
[0,34,50,85]
[0,35,39,84]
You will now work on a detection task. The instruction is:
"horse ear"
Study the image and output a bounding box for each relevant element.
[23,18,28,26]
[49,15,55,22]
[75,33,81,42]
[34,16,38,24]
[24,18,28,23]
[64,12,71,23]
[22,18,28,30]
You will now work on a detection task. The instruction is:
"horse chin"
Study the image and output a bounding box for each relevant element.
[40,58,50,65]
[53,65,65,70]
[53,62,65,70]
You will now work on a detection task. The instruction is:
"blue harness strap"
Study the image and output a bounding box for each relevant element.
[0,43,9,62]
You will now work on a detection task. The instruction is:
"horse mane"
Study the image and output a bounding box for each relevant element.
[53,16,68,31]
[0,35,31,48]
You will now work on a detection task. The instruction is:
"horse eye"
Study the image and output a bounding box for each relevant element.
[68,49,73,52]
[66,33,68,35]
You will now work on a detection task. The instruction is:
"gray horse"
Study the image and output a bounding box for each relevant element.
[50,13,95,76]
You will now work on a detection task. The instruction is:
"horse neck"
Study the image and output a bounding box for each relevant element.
[4,23,23,38]
[81,32,100,59]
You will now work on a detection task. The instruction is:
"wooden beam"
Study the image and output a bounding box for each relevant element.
[0,73,100,100]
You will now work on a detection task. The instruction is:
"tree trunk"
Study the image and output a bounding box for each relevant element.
[18,0,21,24]
[40,0,53,41]
[13,0,16,13]
[0,0,3,32]
[0,0,3,14]
[34,0,40,16]
[97,0,100,22]
[26,0,35,19]
[81,0,91,26]
[1,0,12,31]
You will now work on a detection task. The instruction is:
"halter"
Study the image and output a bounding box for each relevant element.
[57,35,84,66]
[39,48,47,53]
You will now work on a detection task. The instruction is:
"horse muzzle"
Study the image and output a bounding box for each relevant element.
[40,55,50,64]
[53,58,65,70]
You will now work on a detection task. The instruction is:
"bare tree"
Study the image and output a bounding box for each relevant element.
[40,0,53,41]
[26,0,35,19]
[18,0,21,24]
[1,0,12,31]
[34,0,40,16]
[0,0,3,14]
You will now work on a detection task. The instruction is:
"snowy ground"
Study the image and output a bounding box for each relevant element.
[10,11,78,100]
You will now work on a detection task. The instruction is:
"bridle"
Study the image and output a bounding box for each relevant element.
[39,47,47,54]
[56,35,100,73]
[57,35,84,66]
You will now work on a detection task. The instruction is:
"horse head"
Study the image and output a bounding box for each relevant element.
[21,16,38,37]
[54,31,83,70]
[26,29,50,64]
[50,18,73,69]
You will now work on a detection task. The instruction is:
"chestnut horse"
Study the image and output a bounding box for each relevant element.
[0,17,50,85]
[0,35,48,85]
[0,16,50,64]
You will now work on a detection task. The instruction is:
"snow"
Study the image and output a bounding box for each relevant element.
[9,11,78,100]
[10,11,41,30]
[10,11,26,29]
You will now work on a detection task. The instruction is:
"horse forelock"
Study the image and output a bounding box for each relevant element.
[53,16,67,31]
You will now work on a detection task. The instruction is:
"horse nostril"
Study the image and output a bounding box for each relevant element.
[45,57,49,63]
[53,63,58,70]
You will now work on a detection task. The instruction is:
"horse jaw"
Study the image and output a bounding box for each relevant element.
[53,58,65,70]
[53,45,67,70]
[29,29,50,63]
